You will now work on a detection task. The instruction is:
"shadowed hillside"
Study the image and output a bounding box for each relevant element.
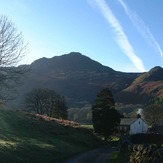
[0,109,101,162]
[13,52,140,108]
[31,52,113,72]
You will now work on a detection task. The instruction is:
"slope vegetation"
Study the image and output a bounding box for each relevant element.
[118,66,163,104]
[0,109,101,162]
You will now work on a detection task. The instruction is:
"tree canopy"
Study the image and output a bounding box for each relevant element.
[25,88,68,119]
[92,88,121,140]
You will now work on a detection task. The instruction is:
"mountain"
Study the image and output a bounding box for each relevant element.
[117,66,163,104]
[31,52,113,72]
[12,52,162,108]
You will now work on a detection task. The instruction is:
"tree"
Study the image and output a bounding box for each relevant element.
[144,98,163,127]
[25,88,68,119]
[0,15,27,99]
[25,88,46,114]
[51,93,68,119]
[144,105,163,127]
[92,88,121,140]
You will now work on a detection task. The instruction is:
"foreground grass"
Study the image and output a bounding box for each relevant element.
[80,124,93,129]
[0,109,102,162]
[110,151,118,163]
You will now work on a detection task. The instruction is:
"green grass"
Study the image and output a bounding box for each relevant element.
[0,109,102,162]
[81,124,93,129]
[109,151,118,163]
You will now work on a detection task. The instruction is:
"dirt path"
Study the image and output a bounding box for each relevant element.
[64,146,118,163]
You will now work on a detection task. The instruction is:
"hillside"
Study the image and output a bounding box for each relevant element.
[118,66,163,104]
[13,52,140,108]
[0,109,101,162]
[6,52,163,123]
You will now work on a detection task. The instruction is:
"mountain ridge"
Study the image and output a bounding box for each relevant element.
[12,52,162,108]
[31,52,114,73]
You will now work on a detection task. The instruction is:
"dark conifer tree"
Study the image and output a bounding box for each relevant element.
[92,88,121,140]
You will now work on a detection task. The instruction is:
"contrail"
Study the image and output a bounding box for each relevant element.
[118,0,163,57]
[93,0,146,72]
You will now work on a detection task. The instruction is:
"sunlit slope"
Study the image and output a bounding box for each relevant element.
[0,109,100,162]
[117,66,163,104]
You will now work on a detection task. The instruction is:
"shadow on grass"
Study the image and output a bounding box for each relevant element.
[0,109,103,162]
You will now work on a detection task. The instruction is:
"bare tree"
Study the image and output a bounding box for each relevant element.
[0,15,27,66]
[0,15,28,100]
[25,88,68,119]
[144,98,163,127]
[144,104,163,127]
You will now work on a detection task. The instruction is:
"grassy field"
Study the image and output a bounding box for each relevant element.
[0,109,102,162]
[81,124,93,129]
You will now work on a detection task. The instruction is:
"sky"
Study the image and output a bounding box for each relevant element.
[0,0,163,72]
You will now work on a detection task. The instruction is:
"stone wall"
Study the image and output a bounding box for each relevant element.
[117,134,163,163]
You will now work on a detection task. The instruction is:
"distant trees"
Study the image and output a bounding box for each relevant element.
[92,88,121,140]
[25,88,68,119]
[68,106,92,123]
[0,15,27,99]
[144,98,163,127]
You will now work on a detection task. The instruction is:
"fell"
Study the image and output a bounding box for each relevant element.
[0,109,101,162]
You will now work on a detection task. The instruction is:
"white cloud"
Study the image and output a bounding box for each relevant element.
[118,0,163,57]
[92,0,146,72]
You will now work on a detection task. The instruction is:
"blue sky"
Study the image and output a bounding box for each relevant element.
[0,0,163,72]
